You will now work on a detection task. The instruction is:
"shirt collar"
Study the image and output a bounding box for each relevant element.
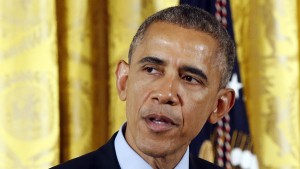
[114,123,189,169]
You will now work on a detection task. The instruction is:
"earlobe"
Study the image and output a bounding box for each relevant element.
[209,88,235,124]
[115,60,129,101]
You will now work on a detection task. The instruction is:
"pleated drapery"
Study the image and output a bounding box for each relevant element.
[55,0,109,161]
[231,0,300,168]
[0,1,60,168]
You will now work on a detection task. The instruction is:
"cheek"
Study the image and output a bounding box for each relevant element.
[182,106,210,136]
[181,88,211,115]
[126,77,151,114]
[181,84,209,102]
[180,90,215,137]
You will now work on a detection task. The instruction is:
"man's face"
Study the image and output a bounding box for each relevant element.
[117,22,226,158]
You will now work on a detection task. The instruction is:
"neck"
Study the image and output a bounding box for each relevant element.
[141,147,188,169]
[124,127,189,169]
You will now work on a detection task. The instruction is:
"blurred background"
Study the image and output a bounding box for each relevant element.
[0,0,299,168]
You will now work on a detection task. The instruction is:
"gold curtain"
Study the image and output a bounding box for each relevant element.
[55,0,108,161]
[231,0,300,168]
[0,1,60,168]
[0,0,177,168]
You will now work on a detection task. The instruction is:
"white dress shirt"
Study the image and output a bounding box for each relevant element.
[114,124,189,169]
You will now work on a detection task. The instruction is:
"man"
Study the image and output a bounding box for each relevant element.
[52,4,235,169]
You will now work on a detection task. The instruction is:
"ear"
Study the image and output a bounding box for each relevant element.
[208,88,235,124]
[115,60,129,101]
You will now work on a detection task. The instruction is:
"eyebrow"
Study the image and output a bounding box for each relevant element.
[138,56,165,65]
[181,66,208,82]
[138,56,208,83]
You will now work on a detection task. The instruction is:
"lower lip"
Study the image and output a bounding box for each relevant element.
[145,118,175,133]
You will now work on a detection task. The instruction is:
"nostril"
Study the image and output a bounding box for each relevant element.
[152,97,159,102]
[166,100,174,105]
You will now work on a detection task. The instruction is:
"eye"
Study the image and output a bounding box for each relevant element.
[144,66,160,74]
[181,75,201,84]
[146,67,155,73]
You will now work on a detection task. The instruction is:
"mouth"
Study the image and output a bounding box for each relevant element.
[144,114,177,132]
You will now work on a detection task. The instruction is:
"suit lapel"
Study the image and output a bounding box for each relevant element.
[94,132,121,169]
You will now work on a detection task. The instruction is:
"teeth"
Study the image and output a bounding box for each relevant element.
[153,119,166,124]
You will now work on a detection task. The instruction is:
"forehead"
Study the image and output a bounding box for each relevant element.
[133,22,219,67]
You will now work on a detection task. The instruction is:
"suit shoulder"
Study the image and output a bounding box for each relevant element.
[50,150,98,169]
[50,133,120,169]
[189,154,222,169]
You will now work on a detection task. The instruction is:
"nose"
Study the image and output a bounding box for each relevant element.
[151,76,180,106]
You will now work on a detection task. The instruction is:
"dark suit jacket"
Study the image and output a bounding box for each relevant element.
[51,132,221,169]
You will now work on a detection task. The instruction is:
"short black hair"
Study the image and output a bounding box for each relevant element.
[128,5,235,88]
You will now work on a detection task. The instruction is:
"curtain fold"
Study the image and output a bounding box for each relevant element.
[231,0,300,168]
[56,0,108,162]
[0,1,59,168]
